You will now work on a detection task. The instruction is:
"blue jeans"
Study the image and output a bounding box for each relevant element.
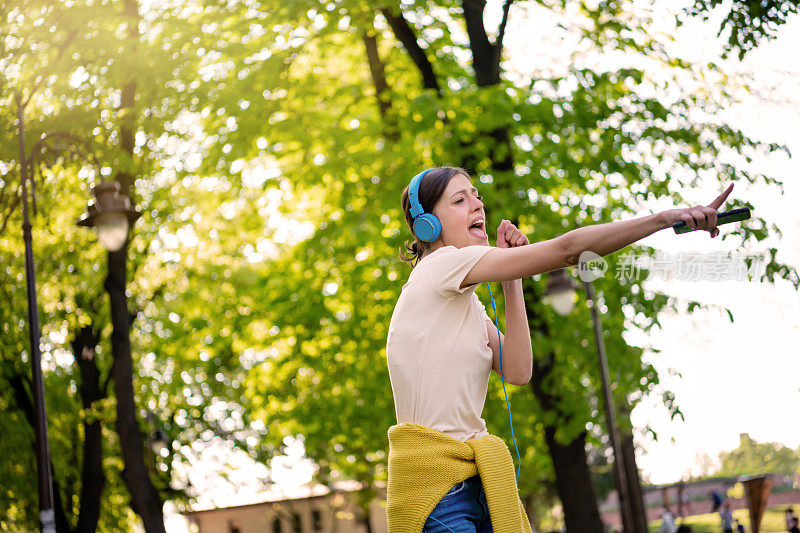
[423,474,493,533]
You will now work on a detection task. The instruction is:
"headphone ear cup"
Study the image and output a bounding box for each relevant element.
[413,213,441,243]
[427,214,441,241]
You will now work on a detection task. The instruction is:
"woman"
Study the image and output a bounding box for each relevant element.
[385,166,730,533]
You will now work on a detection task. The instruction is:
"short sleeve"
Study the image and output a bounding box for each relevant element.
[426,245,493,297]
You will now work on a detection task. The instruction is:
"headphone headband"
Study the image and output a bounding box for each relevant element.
[408,168,434,219]
[407,167,440,243]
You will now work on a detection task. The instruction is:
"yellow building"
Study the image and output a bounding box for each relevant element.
[185,481,388,533]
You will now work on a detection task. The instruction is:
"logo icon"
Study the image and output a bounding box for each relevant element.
[577,251,607,282]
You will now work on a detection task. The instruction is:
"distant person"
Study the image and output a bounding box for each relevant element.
[735,518,745,533]
[660,506,677,533]
[790,516,800,533]
[719,500,734,533]
[711,490,723,512]
[788,508,796,532]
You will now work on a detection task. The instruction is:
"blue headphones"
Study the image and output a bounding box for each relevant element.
[408,168,441,243]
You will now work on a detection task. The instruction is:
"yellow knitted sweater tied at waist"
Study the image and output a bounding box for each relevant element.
[386,423,532,533]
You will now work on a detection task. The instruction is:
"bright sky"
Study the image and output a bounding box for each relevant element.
[161,3,800,529]
[624,14,800,483]
[495,0,800,484]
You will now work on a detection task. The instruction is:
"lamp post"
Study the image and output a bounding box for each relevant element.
[15,93,140,532]
[544,268,636,533]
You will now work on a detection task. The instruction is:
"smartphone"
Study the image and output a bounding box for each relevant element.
[672,207,751,234]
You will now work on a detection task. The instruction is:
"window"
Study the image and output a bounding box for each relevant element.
[272,517,282,533]
[228,520,241,533]
[292,512,302,533]
[312,509,323,531]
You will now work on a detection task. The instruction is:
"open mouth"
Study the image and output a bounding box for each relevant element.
[468,218,487,239]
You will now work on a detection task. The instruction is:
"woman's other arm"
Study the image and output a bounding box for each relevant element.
[486,224,532,385]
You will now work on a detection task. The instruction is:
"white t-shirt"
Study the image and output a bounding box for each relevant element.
[386,245,495,442]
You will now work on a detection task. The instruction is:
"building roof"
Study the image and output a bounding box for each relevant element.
[186,479,371,515]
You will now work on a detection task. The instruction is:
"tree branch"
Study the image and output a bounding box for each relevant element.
[379,7,441,94]
[362,30,391,120]
[462,0,500,86]
[458,0,515,172]
[496,0,514,59]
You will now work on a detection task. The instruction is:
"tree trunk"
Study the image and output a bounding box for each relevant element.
[525,284,606,532]
[461,0,502,86]
[362,28,398,140]
[107,246,165,533]
[73,326,105,533]
[529,350,605,530]
[461,0,514,171]
[379,7,441,93]
[466,0,598,515]
[363,31,390,120]
[523,493,535,529]
[8,373,73,532]
[620,431,647,532]
[105,0,166,530]
[51,472,72,533]
[543,427,605,533]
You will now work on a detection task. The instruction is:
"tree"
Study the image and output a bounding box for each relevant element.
[3,1,798,532]
[171,0,797,530]
[0,2,138,529]
[0,0,227,530]
[715,433,800,478]
[683,0,800,59]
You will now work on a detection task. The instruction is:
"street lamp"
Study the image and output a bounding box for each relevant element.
[77,180,141,252]
[15,94,140,532]
[544,268,635,533]
[543,268,578,315]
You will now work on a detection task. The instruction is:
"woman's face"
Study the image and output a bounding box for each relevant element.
[430,173,489,248]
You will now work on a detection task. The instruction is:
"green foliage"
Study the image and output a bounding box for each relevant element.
[0,169,132,529]
[0,0,211,528]
[683,0,800,59]
[167,0,797,505]
[1,0,798,528]
[715,433,800,478]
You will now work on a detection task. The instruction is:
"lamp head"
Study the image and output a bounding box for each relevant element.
[77,180,141,251]
[544,268,577,315]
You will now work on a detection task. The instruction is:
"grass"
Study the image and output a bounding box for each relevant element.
[647,506,788,532]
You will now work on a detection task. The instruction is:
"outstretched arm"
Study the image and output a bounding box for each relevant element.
[462,184,734,287]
